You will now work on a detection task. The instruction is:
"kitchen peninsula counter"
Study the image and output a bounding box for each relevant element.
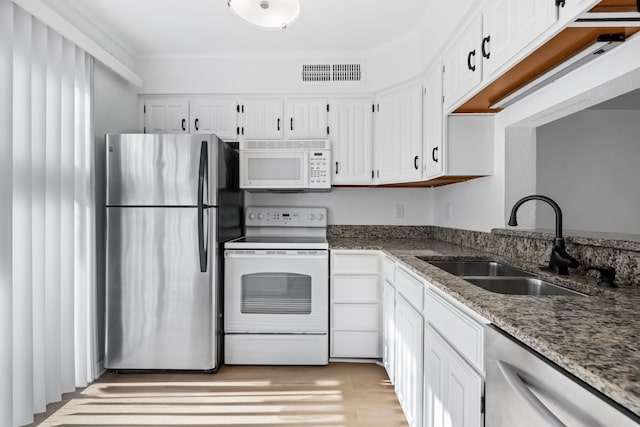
[329,235,640,419]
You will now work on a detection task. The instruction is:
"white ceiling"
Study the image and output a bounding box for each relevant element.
[48,0,429,58]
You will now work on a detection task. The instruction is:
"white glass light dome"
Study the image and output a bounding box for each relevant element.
[227,0,301,31]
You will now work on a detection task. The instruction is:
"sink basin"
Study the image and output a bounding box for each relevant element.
[421,259,535,277]
[465,277,584,296]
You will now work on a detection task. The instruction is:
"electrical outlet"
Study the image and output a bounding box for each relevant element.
[446,202,453,219]
[395,204,405,219]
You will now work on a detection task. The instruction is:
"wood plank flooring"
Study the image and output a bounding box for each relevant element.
[29,362,409,427]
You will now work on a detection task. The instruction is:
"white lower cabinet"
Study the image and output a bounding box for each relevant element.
[382,268,396,383]
[381,257,487,427]
[330,250,381,358]
[424,324,483,427]
[395,294,424,427]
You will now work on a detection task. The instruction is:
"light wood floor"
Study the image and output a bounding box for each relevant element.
[29,362,409,427]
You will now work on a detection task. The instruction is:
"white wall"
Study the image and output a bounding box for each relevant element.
[93,60,140,371]
[138,53,373,95]
[536,109,640,234]
[247,187,433,225]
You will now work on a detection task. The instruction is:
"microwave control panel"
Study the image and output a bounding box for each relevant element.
[308,150,331,188]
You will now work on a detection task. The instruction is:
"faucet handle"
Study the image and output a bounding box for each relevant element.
[586,266,617,288]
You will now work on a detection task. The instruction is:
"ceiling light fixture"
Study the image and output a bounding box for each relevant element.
[227,0,301,31]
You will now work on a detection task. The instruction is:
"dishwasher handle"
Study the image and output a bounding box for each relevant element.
[496,360,566,427]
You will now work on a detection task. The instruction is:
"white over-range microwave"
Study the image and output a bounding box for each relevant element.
[239,139,331,191]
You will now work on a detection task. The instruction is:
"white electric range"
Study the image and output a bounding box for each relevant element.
[223,206,329,365]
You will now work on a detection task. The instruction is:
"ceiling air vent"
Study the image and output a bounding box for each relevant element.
[301,63,363,83]
[332,64,361,82]
[302,64,331,82]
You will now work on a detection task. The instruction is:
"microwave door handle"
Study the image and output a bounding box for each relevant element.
[496,361,565,427]
[197,140,208,273]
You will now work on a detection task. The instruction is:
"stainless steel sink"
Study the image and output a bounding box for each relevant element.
[420,259,535,277]
[417,258,584,296]
[465,277,583,296]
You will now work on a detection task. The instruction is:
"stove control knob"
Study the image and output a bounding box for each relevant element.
[257,213,265,221]
[307,213,316,221]
[317,213,325,221]
[248,213,256,221]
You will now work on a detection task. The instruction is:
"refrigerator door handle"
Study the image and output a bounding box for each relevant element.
[197,140,208,273]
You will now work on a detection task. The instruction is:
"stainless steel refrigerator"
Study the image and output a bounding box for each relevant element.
[104,133,242,371]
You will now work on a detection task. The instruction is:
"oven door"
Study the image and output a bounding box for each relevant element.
[224,250,328,333]
[239,150,308,190]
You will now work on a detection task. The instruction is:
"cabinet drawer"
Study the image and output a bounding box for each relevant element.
[332,252,379,275]
[333,304,379,330]
[425,288,484,371]
[332,331,380,358]
[383,256,395,283]
[396,266,424,311]
[332,276,379,302]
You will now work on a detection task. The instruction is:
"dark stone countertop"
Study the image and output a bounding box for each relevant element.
[329,236,640,418]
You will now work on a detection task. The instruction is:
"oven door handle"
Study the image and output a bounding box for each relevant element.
[225,251,327,260]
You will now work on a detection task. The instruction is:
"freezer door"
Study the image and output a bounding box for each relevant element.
[105,206,217,370]
[106,134,214,206]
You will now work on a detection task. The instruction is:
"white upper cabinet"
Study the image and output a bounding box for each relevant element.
[190,98,238,140]
[285,98,329,139]
[240,98,284,139]
[442,15,483,111]
[144,97,189,134]
[329,97,374,185]
[482,0,557,78]
[422,65,444,180]
[239,98,330,140]
[374,82,423,184]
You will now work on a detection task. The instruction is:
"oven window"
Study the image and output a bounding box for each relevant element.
[241,272,312,314]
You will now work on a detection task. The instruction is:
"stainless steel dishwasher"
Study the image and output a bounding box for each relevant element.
[485,325,640,426]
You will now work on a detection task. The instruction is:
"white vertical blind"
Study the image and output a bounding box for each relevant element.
[1,1,15,426]
[12,7,33,426]
[2,2,97,426]
[30,17,48,415]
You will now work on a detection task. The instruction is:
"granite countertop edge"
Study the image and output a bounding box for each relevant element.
[329,236,640,418]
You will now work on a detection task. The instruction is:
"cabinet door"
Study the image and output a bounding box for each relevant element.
[374,91,397,183]
[329,98,374,185]
[383,279,396,384]
[144,97,189,134]
[483,0,556,78]
[330,251,381,359]
[286,98,328,139]
[425,324,483,427]
[395,296,424,427]
[190,98,238,140]
[241,98,284,139]
[423,66,444,179]
[442,15,482,111]
[374,83,423,184]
